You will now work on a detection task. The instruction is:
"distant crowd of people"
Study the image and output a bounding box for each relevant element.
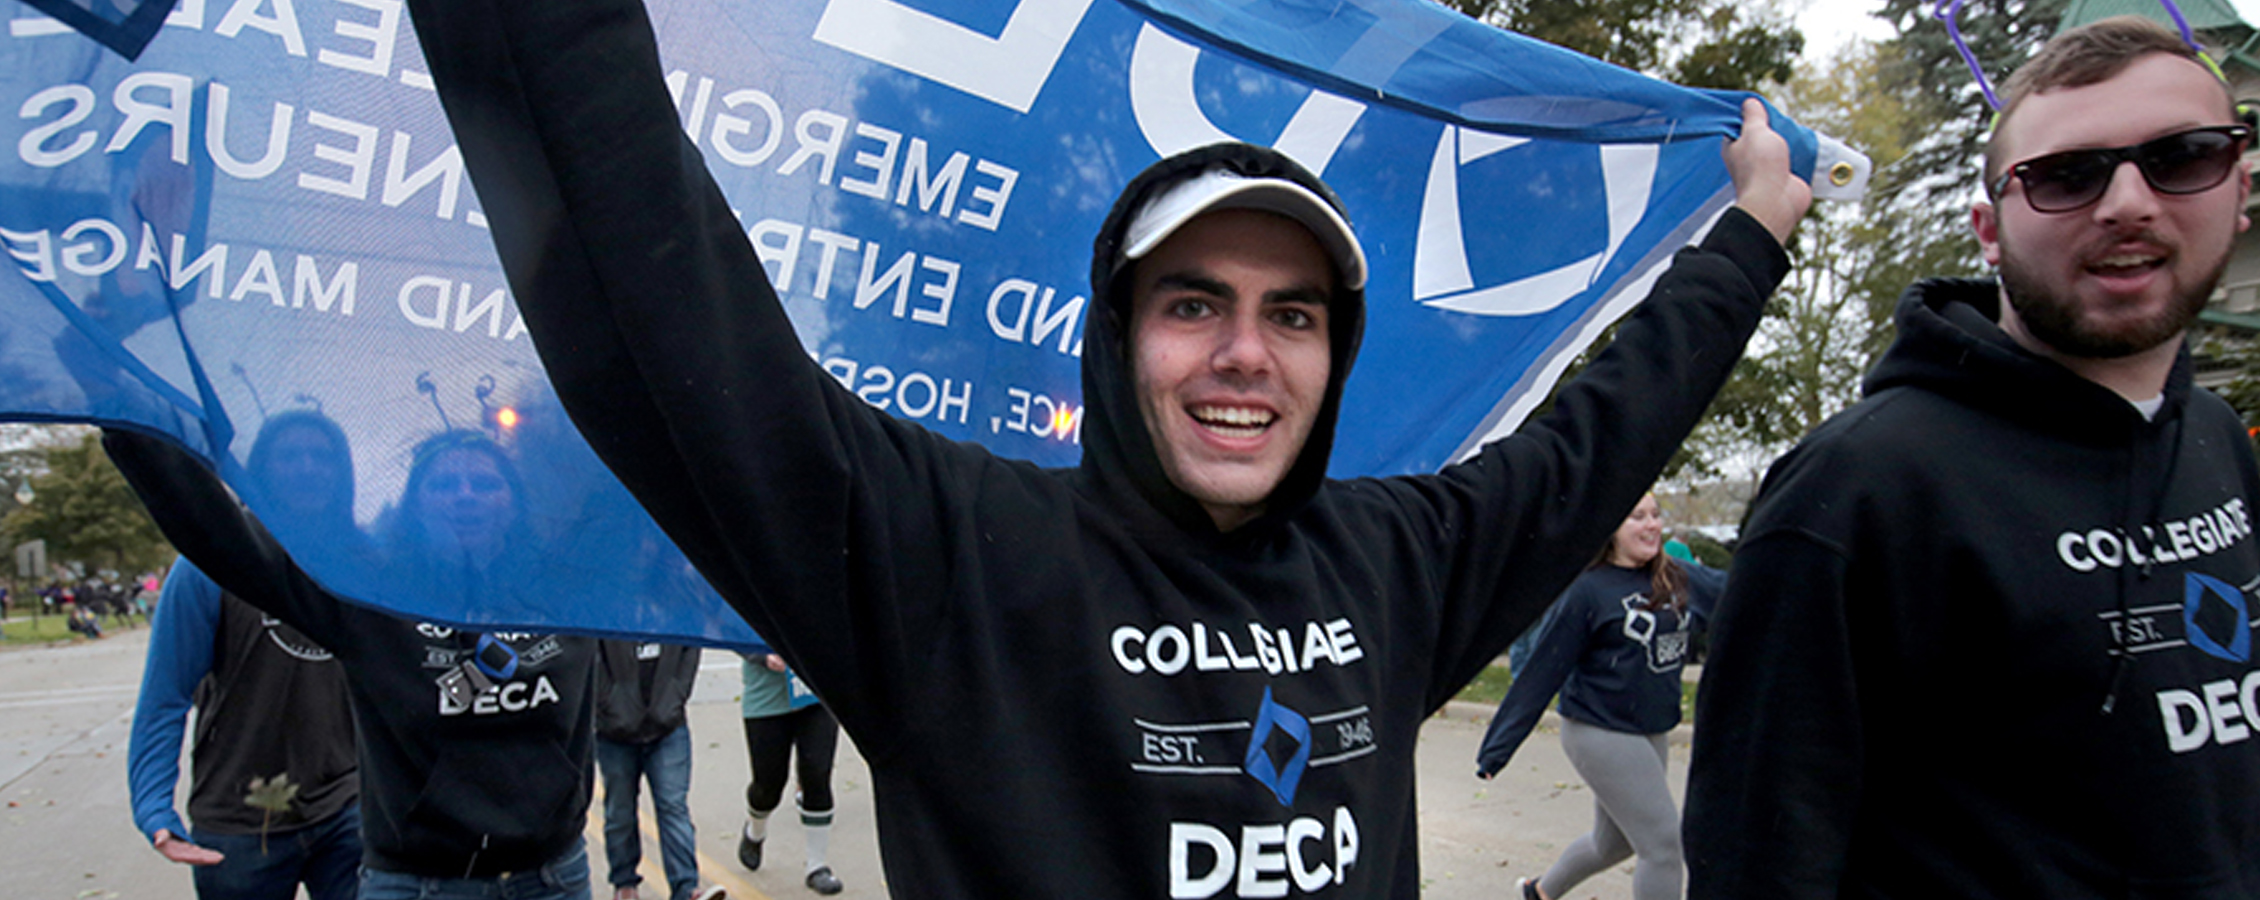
[6,575,159,640]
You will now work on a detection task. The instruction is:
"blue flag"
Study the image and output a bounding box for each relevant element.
[0,0,1862,646]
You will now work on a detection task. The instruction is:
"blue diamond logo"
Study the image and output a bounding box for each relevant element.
[2183,572,2251,664]
[1243,687,1311,807]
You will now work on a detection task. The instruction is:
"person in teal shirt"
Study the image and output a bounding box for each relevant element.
[738,640,843,895]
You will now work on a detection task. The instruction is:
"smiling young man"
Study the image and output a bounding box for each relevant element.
[381,1,1807,896]
[1686,16,2260,899]
[1129,205,1338,531]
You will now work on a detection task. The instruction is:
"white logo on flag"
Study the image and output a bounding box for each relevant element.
[812,0,1097,114]
[1126,24,1365,176]
[1415,126,1657,317]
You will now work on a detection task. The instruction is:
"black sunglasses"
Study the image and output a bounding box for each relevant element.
[1990,125,2251,213]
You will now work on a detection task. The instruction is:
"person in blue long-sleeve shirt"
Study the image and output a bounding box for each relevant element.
[126,412,362,900]
[1475,493,1723,900]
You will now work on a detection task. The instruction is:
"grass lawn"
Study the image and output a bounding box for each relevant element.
[0,614,94,646]
[1455,663,1516,706]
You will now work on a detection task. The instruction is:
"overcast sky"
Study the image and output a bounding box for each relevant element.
[1797,0,2260,59]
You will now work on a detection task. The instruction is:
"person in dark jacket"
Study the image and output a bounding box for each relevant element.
[594,638,720,900]
[105,428,601,900]
[1684,17,2260,899]
[393,1,1808,895]
[1475,492,1723,900]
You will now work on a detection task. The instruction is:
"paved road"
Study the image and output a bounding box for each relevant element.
[0,621,178,899]
[0,626,1668,899]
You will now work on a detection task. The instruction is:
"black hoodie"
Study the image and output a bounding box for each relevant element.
[1686,279,2260,899]
[101,427,600,879]
[595,640,701,746]
[398,0,1786,895]
[101,427,601,879]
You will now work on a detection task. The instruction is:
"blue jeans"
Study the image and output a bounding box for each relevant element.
[596,726,700,899]
[191,802,363,900]
[358,839,591,900]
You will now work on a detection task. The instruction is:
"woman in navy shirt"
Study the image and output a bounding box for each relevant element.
[1476,493,1722,900]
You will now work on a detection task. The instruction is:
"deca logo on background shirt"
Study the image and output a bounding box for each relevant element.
[437,674,561,716]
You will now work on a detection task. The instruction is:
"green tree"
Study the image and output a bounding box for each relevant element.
[2194,328,2260,448]
[1441,0,1803,91]
[1858,0,2064,300]
[1676,41,1936,475]
[1672,1,2060,475]
[0,433,172,578]
[1528,23,1995,481]
[1459,0,1807,480]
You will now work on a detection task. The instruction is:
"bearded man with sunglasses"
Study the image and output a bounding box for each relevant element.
[1685,16,2260,900]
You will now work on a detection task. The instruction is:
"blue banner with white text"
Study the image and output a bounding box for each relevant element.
[0,0,1843,646]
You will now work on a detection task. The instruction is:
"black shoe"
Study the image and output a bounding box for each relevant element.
[737,832,763,871]
[805,867,843,895]
[1520,877,1545,900]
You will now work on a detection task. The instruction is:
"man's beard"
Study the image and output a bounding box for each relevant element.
[1996,232,2222,359]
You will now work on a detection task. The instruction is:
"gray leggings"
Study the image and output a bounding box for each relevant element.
[1538,719,1681,900]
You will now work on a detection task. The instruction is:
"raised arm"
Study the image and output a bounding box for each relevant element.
[401,0,1019,742]
[102,431,351,649]
[1414,111,1806,704]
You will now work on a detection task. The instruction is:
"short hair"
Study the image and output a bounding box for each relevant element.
[1982,15,2238,184]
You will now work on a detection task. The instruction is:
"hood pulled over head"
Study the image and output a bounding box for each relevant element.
[1079,142,1368,536]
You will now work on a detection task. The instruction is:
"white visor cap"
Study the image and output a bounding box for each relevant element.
[1120,167,1368,291]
